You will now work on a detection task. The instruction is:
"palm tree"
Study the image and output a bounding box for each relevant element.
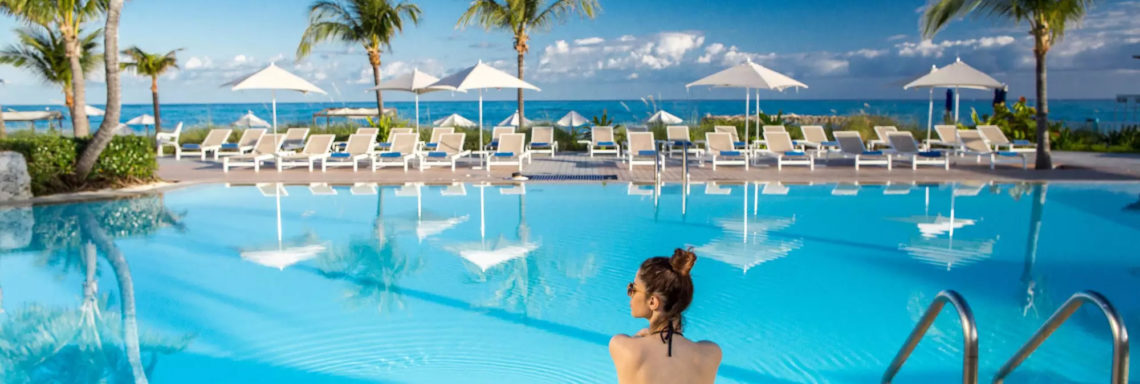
[0,25,101,116]
[457,0,600,123]
[921,0,1095,170]
[297,0,421,113]
[121,46,180,134]
[0,0,105,137]
[75,0,123,182]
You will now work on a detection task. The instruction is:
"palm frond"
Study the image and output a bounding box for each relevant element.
[457,0,512,30]
[532,0,599,31]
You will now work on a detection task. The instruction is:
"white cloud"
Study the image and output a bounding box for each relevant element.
[184,57,212,70]
[895,35,1016,58]
[627,73,639,80]
[575,37,604,46]
[698,43,726,63]
[887,34,908,42]
[537,31,706,79]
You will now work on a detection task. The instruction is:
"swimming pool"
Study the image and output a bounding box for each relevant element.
[1,182,1136,383]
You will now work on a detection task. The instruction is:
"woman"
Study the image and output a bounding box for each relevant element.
[610,248,721,384]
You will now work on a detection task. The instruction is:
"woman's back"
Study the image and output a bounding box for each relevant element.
[610,333,721,384]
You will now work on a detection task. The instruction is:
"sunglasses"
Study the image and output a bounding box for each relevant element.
[627,282,641,297]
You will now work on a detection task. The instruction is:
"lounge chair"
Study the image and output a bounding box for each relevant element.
[925,125,961,152]
[666,125,700,158]
[958,130,1027,170]
[280,128,310,151]
[753,125,787,150]
[528,126,557,159]
[835,131,891,170]
[977,125,1036,153]
[706,132,749,170]
[714,126,747,151]
[764,131,814,170]
[589,126,620,157]
[155,122,183,157]
[217,129,266,157]
[223,134,282,172]
[627,131,663,171]
[418,133,470,172]
[887,132,950,170]
[422,127,454,152]
[869,126,898,150]
[277,134,334,172]
[334,127,380,152]
[372,132,417,172]
[486,133,529,172]
[797,125,838,157]
[178,129,231,160]
[378,128,413,150]
[323,133,375,172]
[486,126,514,150]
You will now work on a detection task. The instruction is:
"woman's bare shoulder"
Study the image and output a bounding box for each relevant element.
[695,340,723,362]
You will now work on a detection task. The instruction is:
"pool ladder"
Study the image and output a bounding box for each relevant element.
[882,290,1129,384]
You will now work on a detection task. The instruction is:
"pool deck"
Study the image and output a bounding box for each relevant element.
[156,150,1140,186]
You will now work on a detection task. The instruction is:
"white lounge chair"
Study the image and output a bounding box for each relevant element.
[280,128,310,151]
[869,126,898,150]
[764,131,814,170]
[277,134,334,172]
[666,125,700,158]
[958,130,1027,170]
[422,127,454,152]
[217,129,266,157]
[155,122,183,157]
[977,125,1036,153]
[372,132,417,172]
[925,125,961,152]
[223,134,281,172]
[797,125,838,157]
[528,126,557,159]
[714,126,747,151]
[486,126,514,150]
[377,128,413,150]
[706,132,748,170]
[627,131,663,171]
[887,132,950,170]
[589,126,620,157]
[487,133,529,173]
[753,125,787,149]
[835,131,892,170]
[323,133,375,172]
[178,129,231,160]
[418,133,469,172]
[334,127,380,152]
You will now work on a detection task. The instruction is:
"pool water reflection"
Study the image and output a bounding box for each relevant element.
[0,181,1137,383]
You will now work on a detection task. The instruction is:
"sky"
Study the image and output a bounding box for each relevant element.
[1,0,1138,105]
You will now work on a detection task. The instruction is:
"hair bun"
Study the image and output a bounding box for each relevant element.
[670,248,697,276]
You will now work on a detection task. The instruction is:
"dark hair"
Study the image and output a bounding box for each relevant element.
[638,247,697,333]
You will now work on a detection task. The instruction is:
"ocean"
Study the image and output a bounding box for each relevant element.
[3,99,1131,134]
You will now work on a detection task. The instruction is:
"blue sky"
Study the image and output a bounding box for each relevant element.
[1,0,1138,105]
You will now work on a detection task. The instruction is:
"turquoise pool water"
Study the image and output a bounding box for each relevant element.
[1,182,1137,383]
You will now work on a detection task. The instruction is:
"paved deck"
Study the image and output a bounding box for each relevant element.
[156,151,1140,185]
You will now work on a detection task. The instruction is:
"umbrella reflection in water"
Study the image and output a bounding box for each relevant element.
[239,183,327,270]
[896,183,995,271]
[694,183,802,274]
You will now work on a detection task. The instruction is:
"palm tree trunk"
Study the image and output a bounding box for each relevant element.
[1033,48,1051,170]
[517,50,525,125]
[369,49,384,114]
[75,0,124,181]
[0,103,6,138]
[64,32,90,137]
[150,76,161,134]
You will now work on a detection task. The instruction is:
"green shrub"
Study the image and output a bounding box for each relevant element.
[76,135,157,183]
[0,135,77,195]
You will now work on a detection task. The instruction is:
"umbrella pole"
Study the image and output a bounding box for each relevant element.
[478,89,485,169]
[271,91,277,134]
[927,88,934,148]
[954,86,960,124]
[744,87,750,144]
[415,93,421,136]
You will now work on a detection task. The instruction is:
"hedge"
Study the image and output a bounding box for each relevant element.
[0,135,157,195]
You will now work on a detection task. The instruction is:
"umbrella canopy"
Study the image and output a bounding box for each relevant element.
[125,114,155,125]
[369,69,461,131]
[645,110,683,125]
[497,110,532,127]
[686,59,808,91]
[233,110,271,128]
[430,61,540,168]
[434,113,477,128]
[223,63,326,132]
[904,58,1003,135]
[84,105,104,116]
[556,111,590,127]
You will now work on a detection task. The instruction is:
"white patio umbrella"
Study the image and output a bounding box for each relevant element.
[497,110,532,127]
[84,105,104,116]
[433,113,477,128]
[125,114,156,136]
[904,58,1003,141]
[232,110,271,128]
[645,110,683,125]
[556,110,589,128]
[367,68,460,134]
[687,58,808,144]
[223,63,326,135]
[240,183,328,270]
[430,61,540,168]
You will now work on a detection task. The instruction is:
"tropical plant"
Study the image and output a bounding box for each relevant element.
[0,0,106,137]
[922,0,1096,170]
[296,0,421,113]
[591,109,613,126]
[0,25,101,117]
[74,0,124,182]
[121,46,180,134]
[970,97,1038,140]
[457,0,600,123]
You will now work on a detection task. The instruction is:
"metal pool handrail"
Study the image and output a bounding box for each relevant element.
[993,291,1129,384]
[882,290,978,384]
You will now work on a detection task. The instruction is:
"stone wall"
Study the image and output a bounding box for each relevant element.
[0,151,32,202]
